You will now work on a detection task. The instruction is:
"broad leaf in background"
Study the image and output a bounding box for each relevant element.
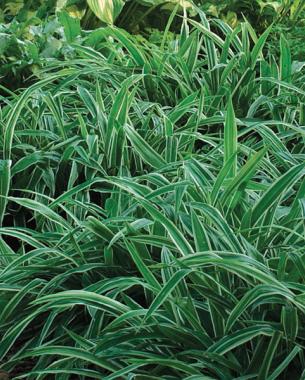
[87,0,125,24]
[135,0,192,6]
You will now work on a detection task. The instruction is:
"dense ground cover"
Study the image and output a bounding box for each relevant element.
[1,1,305,379]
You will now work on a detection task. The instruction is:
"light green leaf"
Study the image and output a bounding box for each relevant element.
[224,97,237,178]
[87,0,125,25]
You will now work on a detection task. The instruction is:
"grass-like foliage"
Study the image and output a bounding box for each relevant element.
[1,9,305,379]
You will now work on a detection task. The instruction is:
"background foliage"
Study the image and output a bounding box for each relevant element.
[0,0,305,89]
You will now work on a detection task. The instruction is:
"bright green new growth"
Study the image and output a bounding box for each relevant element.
[0,10,305,380]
